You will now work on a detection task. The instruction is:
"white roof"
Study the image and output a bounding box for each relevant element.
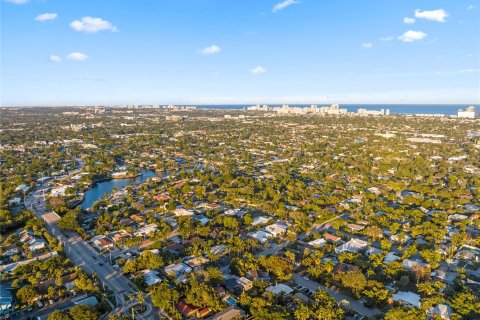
[308,238,327,247]
[143,270,162,286]
[264,223,287,236]
[383,252,400,264]
[392,291,421,308]
[428,304,452,319]
[335,238,368,253]
[248,230,272,243]
[164,262,192,276]
[173,208,195,216]
[251,216,271,226]
[266,283,294,295]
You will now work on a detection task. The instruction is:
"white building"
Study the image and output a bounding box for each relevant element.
[458,106,478,118]
[308,238,327,248]
[134,223,158,237]
[392,291,421,308]
[335,238,368,254]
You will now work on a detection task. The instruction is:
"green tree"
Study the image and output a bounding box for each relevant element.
[294,302,312,320]
[335,268,367,298]
[311,290,344,320]
[150,283,181,319]
[48,310,73,320]
[16,285,39,306]
[74,273,99,293]
[450,291,480,317]
[385,306,426,320]
[69,304,99,320]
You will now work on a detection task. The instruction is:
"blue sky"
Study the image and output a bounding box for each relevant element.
[1,0,479,106]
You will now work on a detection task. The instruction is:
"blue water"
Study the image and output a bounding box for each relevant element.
[196,104,476,115]
[81,169,157,209]
[80,163,207,209]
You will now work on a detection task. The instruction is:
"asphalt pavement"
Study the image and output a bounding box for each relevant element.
[24,172,162,319]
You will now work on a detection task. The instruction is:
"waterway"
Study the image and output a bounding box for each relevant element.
[81,169,157,209]
[80,163,207,209]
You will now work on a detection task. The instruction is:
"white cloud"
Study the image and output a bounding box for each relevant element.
[35,13,58,22]
[467,5,476,10]
[362,42,373,49]
[251,66,266,74]
[398,30,427,42]
[70,17,118,33]
[414,9,448,22]
[4,0,29,4]
[199,45,221,55]
[403,17,416,24]
[49,55,61,62]
[460,68,480,73]
[380,36,394,41]
[67,52,88,61]
[272,0,299,13]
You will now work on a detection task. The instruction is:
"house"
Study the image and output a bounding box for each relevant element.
[206,306,245,320]
[246,269,270,282]
[183,256,209,269]
[383,252,400,264]
[134,223,158,237]
[251,216,271,226]
[308,238,327,248]
[210,244,228,256]
[266,283,294,295]
[38,273,77,292]
[427,303,453,320]
[91,235,114,251]
[73,296,99,307]
[195,214,211,225]
[173,208,195,217]
[196,307,212,318]
[1,244,18,257]
[143,269,162,286]
[324,233,342,243]
[402,258,429,271]
[392,291,421,308]
[248,230,272,243]
[335,238,368,254]
[176,300,197,318]
[0,285,13,315]
[110,230,132,243]
[164,262,192,281]
[224,208,245,217]
[19,230,46,252]
[237,277,253,291]
[431,269,458,285]
[263,222,287,237]
[347,223,365,232]
[225,277,252,293]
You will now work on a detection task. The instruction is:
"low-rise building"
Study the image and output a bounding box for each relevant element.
[335,238,368,254]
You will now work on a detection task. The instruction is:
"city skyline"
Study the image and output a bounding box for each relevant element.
[1,0,480,106]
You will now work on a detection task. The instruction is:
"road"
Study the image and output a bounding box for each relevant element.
[23,169,162,319]
[292,273,382,318]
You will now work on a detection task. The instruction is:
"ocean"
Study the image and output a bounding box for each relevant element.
[196,104,477,115]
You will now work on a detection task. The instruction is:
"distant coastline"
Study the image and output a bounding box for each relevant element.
[196,104,478,115]
[2,104,479,116]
